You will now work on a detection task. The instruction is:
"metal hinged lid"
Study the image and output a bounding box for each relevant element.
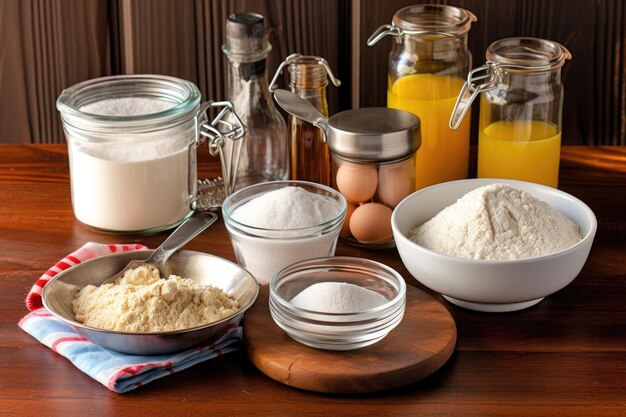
[448,37,572,131]
[326,108,420,162]
[367,4,476,46]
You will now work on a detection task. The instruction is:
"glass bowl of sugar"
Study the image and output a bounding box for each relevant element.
[222,181,347,285]
[269,257,406,351]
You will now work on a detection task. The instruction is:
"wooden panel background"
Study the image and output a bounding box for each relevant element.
[0,0,111,143]
[116,0,350,115]
[0,0,624,145]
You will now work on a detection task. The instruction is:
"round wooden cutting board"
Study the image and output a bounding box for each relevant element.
[243,285,457,394]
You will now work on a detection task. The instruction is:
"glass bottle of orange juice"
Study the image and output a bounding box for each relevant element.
[368,5,476,190]
[451,38,571,188]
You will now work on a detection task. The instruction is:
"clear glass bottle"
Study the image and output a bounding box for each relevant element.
[477,38,571,187]
[368,4,476,190]
[223,12,288,189]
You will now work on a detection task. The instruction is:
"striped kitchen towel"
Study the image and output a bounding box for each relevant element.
[25,242,147,311]
[19,242,244,393]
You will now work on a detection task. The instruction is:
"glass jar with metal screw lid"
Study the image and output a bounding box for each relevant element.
[327,108,421,249]
[450,37,572,187]
[273,91,421,249]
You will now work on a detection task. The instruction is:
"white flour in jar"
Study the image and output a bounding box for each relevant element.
[70,146,190,231]
[227,186,341,285]
[70,98,192,232]
[409,184,582,260]
[290,282,388,313]
[80,97,175,116]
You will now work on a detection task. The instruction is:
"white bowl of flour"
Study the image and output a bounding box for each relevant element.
[222,181,347,285]
[392,179,597,312]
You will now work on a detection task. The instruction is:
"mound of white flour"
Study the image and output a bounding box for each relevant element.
[409,184,582,260]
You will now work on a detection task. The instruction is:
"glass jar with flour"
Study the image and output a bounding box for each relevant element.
[57,74,244,233]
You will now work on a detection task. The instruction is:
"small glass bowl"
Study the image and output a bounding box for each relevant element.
[222,180,347,285]
[269,257,407,351]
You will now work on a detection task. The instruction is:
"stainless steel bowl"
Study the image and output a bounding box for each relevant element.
[42,250,259,355]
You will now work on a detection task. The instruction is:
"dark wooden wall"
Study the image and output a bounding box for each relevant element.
[0,0,624,145]
[357,0,626,146]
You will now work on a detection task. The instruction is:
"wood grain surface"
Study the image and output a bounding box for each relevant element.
[244,285,457,394]
[0,144,625,416]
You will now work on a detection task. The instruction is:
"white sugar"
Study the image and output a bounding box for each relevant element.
[227,186,342,285]
[231,186,338,229]
[80,97,175,117]
[290,282,388,313]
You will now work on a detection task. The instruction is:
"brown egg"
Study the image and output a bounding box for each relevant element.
[349,203,393,244]
[377,162,414,208]
[340,202,358,237]
[336,162,378,203]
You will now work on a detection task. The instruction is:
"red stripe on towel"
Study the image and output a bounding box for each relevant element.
[51,336,88,352]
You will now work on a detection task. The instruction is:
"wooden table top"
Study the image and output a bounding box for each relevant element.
[0,144,624,417]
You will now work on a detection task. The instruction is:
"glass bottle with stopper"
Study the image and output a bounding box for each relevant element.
[270,53,341,186]
[223,12,288,190]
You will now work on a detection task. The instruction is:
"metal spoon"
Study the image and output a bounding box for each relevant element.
[107,211,218,283]
[273,89,329,136]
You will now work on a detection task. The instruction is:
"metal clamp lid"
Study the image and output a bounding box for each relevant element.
[449,37,572,130]
[269,53,341,91]
[196,101,246,199]
[367,5,476,46]
[367,24,459,46]
[448,61,503,130]
[449,61,571,130]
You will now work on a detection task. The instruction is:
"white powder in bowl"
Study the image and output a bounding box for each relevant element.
[226,186,343,285]
[409,184,582,260]
[231,186,339,229]
[290,282,388,313]
[72,265,239,332]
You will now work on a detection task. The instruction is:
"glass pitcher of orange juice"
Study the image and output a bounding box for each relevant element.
[450,37,571,188]
[368,4,476,190]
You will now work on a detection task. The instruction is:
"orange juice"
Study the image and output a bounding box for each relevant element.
[478,120,561,187]
[388,74,470,190]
